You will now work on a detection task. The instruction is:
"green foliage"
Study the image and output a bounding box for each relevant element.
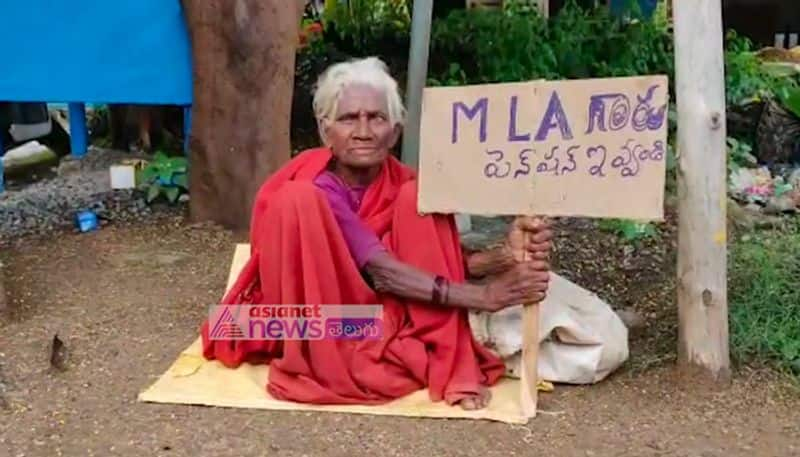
[430,7,555,84]
[429,0,674,87]
[502,0,546,16]
[426,62,468,87]
[724,31,792,108]
[730,223,800,377]
[777,86,800,119]
[597,218,657,242]
[138,151,189,204]
[321,0,411,55]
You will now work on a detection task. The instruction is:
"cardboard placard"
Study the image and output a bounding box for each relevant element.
[418,75,669,220]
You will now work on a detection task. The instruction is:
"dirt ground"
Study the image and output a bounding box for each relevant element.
[1,214,798,457]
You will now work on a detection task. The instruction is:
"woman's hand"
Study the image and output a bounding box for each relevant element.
[506,216,553,262]
[480,260,550,312]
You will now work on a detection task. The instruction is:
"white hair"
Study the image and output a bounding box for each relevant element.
[312,57,406,140]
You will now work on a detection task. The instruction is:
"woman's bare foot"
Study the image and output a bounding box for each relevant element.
[458,386,492,410]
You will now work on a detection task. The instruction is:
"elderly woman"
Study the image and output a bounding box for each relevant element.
[201,57,553,410]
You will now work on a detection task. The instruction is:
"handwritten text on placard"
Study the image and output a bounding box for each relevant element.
[417,76,669,220]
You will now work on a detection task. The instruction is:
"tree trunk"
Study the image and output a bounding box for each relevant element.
[673,0,731,382]
[183,0,299,230]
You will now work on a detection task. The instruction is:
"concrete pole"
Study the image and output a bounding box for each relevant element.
[403,1,473,235]
[401,0,433,170]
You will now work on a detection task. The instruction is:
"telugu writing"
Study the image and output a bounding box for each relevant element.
[586,84,666,134]
[482,140,665,179]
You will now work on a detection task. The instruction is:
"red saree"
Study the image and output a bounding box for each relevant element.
[200,147,504,405]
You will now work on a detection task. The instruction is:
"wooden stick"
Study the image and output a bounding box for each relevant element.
[520,301,538,418]
[515,231,538,419]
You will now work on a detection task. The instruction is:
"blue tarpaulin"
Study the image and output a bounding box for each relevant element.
[0,0,193,105]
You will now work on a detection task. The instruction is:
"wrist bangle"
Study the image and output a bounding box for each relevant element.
[432,275,449,305]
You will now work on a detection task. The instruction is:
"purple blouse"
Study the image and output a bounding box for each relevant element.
[313,170,387,268]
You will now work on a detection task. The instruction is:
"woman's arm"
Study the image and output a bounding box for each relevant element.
[363,251,549,312]
[364,252,487,310]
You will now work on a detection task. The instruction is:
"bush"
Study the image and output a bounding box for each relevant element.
[724,31,798,109]
[321,0,411,57]
[428,0,674,86]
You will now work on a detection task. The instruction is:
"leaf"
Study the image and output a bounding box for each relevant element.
[172,173,189,190]
[165,187,180,203]
[168,157,189,171]
[142,167,159,183]
[146,184,160,203]
[779,87,800,119]
[158,171,174,183]
[619,220,656,241]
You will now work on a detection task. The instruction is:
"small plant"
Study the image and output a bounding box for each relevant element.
[598,218,657,242]
[725,31,798,108]
[138,151,189,204]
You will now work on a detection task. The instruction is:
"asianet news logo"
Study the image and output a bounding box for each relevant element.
[207,304,383,341]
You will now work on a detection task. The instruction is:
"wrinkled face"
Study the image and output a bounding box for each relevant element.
[322,83,400,169]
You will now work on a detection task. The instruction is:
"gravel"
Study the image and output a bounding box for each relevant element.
[0,147,182,243]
